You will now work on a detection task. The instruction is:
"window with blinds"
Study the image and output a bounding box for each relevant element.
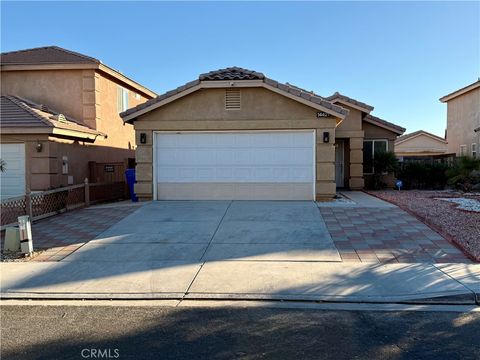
[225,88,241,110]
[117,86,129,113]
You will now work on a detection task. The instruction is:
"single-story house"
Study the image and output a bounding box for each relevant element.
[395,130,448,158]
[120,67,405,201]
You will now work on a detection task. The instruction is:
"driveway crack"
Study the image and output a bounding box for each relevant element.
[182,200,233,298]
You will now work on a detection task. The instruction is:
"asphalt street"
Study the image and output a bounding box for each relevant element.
[1,303,480,360]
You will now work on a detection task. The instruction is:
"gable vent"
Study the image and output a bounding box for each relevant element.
[56,114,67,123]
[225,88,241,110]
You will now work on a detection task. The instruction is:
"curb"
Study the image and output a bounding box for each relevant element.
[2,291,477,305]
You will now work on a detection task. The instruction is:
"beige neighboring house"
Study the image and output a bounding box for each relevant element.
[440,79,480,158]
[0,46,156,199]
[120,67,405,201]
[395,130,448,158]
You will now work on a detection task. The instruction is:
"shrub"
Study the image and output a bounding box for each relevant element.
[446,156,480,191]
[397,162,449,190]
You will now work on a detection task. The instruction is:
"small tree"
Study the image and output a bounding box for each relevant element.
[372,151,398,189]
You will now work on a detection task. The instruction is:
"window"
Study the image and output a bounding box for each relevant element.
[460,145,467,156]
[117,86,129,113]
[363,139,388,174]
[472,143,477,158]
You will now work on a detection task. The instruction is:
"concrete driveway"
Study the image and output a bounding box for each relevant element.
[65,201,341,263]
[2,197,479,303]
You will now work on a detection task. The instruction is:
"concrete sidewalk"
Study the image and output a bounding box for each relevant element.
[1,261,478,304]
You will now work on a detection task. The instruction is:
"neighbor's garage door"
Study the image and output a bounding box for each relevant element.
[0,143,26,200]
[155,131,315,200]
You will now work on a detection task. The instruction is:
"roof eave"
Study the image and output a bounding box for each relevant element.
[97,64,156,98]
[440,81,480,102]
[0,127,52,134]
[329,98,374,113]
[52,127,107,141]
[363,117,405,135]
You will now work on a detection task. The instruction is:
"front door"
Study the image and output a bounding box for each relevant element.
[335,141,344,188]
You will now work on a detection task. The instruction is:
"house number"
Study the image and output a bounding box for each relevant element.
[316,112,331,118]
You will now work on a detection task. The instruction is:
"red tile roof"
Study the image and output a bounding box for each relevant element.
[0,95,105,137]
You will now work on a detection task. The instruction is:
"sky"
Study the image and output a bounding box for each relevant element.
[1,1,479,137]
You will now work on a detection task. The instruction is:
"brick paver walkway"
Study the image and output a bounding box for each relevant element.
[320,207,473,264]
[24,205,138,261]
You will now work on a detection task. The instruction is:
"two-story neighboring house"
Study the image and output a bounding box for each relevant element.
[0,46,156,199]
[440,80,480,158]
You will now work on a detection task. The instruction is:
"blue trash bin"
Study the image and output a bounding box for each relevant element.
[125,168,138,202]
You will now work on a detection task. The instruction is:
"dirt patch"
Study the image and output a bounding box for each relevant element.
[1,249,45,262]
[366,190,480,261]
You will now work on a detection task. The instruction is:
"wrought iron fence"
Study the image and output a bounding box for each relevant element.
[1,180,126,228]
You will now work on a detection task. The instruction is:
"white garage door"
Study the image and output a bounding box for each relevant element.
[0,143,26,200]
[155,131,315,200]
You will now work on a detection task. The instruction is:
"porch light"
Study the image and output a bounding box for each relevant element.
[36,142,43,152]
[323,132,330,143]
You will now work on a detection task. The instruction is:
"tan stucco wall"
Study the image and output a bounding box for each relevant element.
[336,107,363,133]
[335,106,365,189]
[133,87,338,200]
[1,69,85,121]
[446,87,480,155]
[95,71,148,150]
[0,134,134,192]
[395,134,447,156]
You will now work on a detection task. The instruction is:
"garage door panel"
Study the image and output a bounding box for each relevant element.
[233,168,252,180]
[156,131,314,200]
[0,143,26,200]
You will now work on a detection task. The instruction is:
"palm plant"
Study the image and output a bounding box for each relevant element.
[446,156,480,191]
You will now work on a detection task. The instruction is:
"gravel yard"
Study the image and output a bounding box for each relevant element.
[367,190,480,261]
